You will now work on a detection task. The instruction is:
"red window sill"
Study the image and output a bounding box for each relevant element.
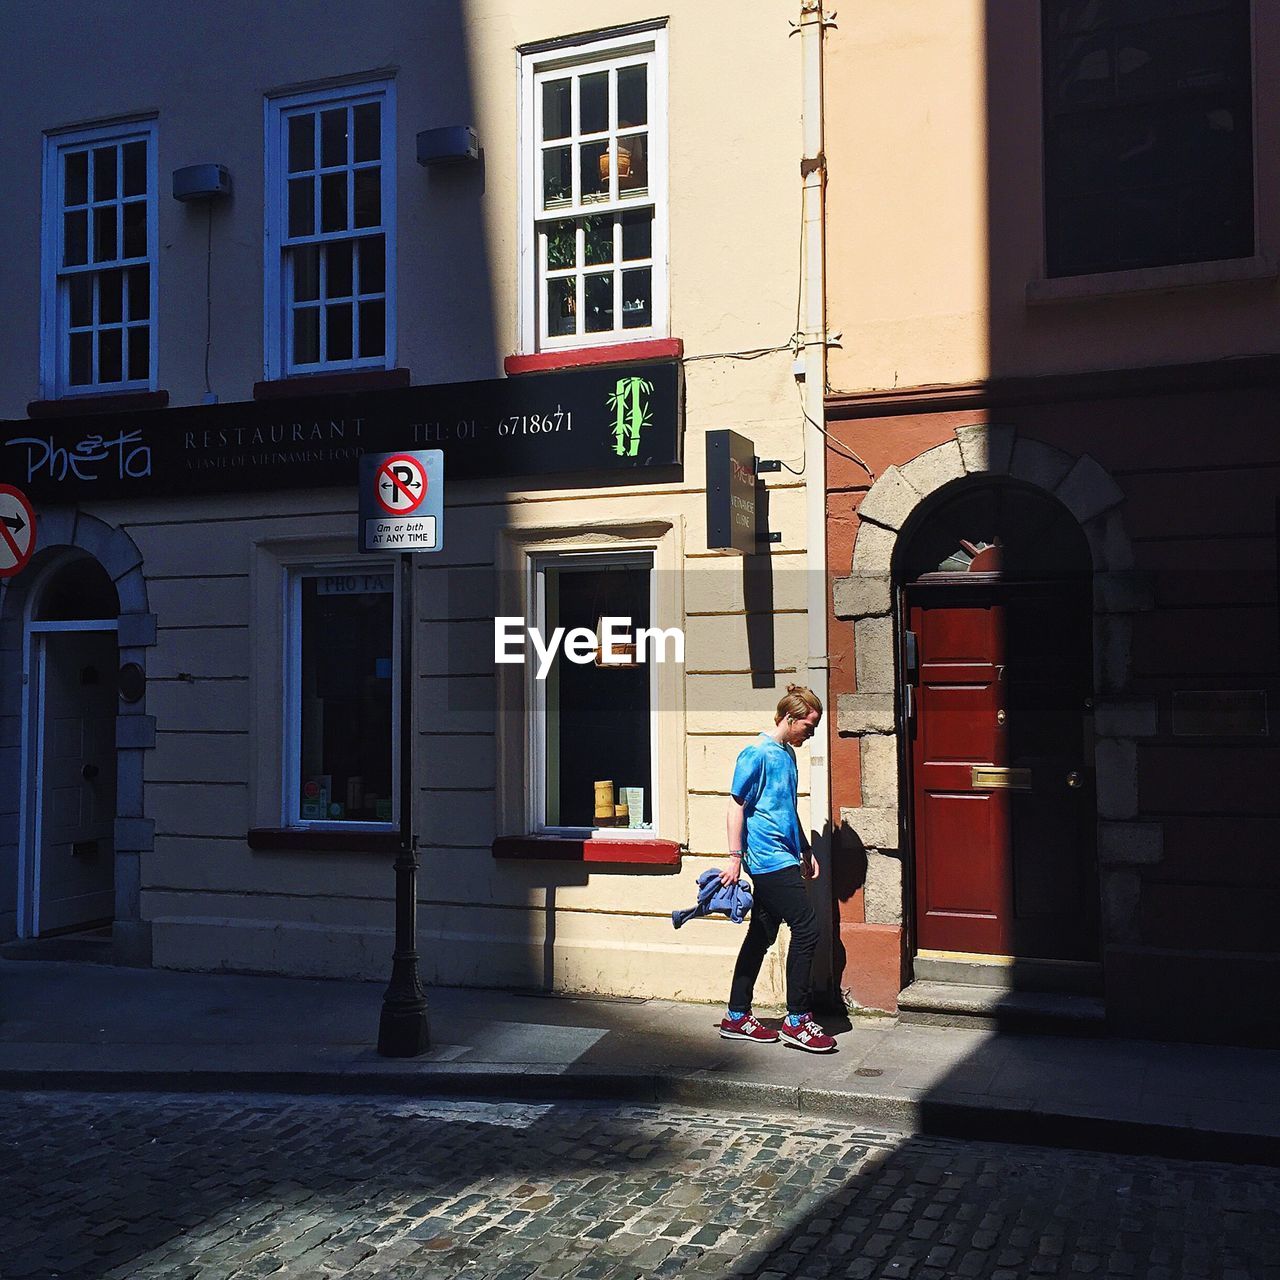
[504,339,683,377]
[248,827,401,854]
[27,390,169,418]
[252,368,411,400]
[492,834,682,867]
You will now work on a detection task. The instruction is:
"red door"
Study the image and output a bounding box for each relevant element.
[908,582,1097,960]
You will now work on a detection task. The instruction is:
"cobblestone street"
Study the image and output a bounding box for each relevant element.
[4,1092,1279,1280]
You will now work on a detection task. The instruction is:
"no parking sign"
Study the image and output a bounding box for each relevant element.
[0,484,36,579]
[358,450,444,553]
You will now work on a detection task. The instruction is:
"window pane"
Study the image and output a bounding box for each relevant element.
[584,215,613,266]
[122,201,147,258]
[98,268,123,324]
[288,113,315,173]
[293,306,320,364]
[93,146,117,201]
[68,274,92,327]
[298,573,394,823]
[98,328,122,383]
[358,235,385,294]
[353,167,380,228]
[621,210,652,261]
[326,240,353,298]
[547,277,576,337]
[288,177,315,237]
[358,299,385,358]
[542,146,572,210]
[293,244,320,302]
[580,71,608,134]
[127,264,150,319]
[64,150,88,205]
[584,271,614,332]
[122,141,146,196]
[545,219,576,271]
[353,103,380,162]
[93,205,117,262]
[541,562,652,828]
[621,267,652,329]
[127,325,149,381]
[64,211,88,266]
[320,107,348,168]
[327,302,353,360]
[617,134,648,197]
[618,65,647,128]
[69,331,92,385]
[320,172,348,233]
[542,78,571,140]
[580,140,608,203]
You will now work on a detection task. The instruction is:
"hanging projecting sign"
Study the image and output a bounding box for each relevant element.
[0,483,36,579]
[0,361,683,504]
[705,429,759,554]
[359,450,444,553]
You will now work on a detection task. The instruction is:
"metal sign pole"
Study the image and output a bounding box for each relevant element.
[377,549,430,1056]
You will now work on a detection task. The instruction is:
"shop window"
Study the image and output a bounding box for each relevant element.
[1042,0,1253,277]
[265,80,395,378]
[519,25,667,353]
[41,120,157,397]
[284,565,397,828]
[530,551,659,833]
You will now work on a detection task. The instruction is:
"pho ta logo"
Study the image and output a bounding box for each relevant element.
[608,376,653,457]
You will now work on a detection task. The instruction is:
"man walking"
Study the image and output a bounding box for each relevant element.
[718,685,836,1052]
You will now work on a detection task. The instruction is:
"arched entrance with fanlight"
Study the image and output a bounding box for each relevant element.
[19,553,120,938]
[896,478,1099,968]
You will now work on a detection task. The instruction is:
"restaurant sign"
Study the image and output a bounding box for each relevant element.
[0,361,683,504]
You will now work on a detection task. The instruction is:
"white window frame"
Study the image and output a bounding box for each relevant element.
[264,78,396,380]
[40,118,159,399]
[518,24,669,354]
[282,561,399,832]
[525,548,660,837]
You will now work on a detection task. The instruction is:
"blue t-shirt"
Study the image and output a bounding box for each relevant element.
[730,733,808,875]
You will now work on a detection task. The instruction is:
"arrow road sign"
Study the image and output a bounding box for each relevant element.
[0,484,36,579]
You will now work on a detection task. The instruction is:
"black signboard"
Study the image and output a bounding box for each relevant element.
[0,361,683,504]
[705,428,759,554]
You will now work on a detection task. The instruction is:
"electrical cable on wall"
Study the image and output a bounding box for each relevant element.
[679,195,875,481]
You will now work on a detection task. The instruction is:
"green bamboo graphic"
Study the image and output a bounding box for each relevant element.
[607,377,654,456]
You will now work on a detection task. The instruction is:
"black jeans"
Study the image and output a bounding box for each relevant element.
[728,864,819,1015]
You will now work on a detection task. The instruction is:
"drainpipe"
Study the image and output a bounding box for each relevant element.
[798,2,833,992]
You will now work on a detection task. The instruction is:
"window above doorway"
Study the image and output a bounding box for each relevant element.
[41,120,158,399]
[1041,0,1254,278]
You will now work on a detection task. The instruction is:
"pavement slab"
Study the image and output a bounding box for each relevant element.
[5,959,1280,1165]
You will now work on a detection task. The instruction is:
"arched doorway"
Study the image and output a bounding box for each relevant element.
[897,479,1099,966]
[19,554,120,937]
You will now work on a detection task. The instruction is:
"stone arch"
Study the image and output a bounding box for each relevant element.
[832,424,1159,949]
[0,509,155,963]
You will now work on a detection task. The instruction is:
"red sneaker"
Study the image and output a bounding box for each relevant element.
[778,1015,837,1053]
[719,1012,779,1043]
